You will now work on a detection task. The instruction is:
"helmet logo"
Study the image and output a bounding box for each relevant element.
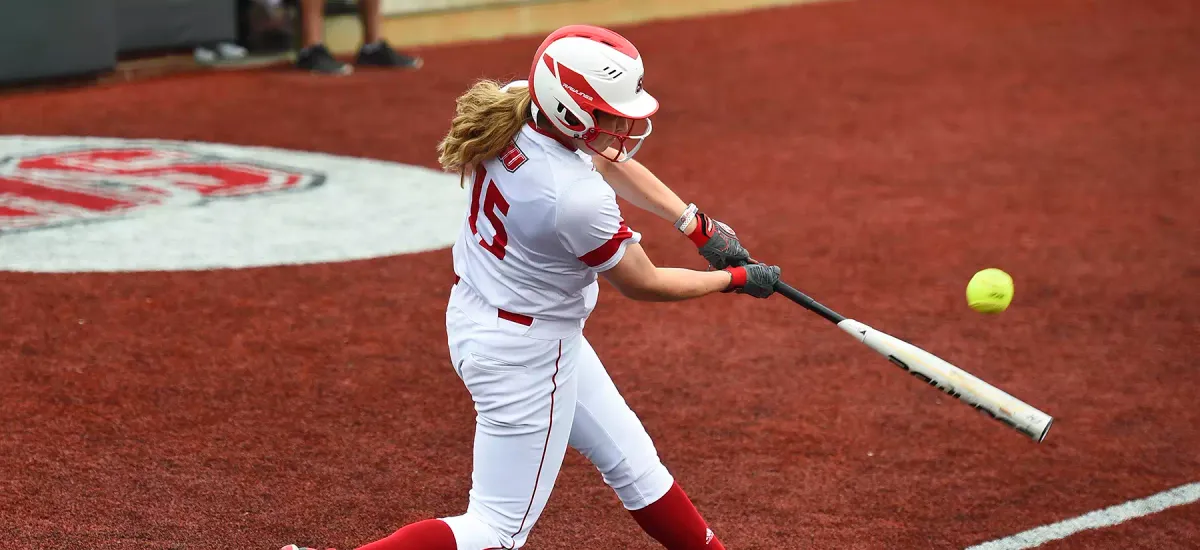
[561,82,594,102]
[635,75,644,94]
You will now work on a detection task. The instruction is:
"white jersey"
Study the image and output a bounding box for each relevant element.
[451,120,640,324]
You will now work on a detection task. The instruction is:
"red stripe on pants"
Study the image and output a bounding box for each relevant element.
[484,339,562,550]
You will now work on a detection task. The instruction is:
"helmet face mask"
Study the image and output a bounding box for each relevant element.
[529,25,659,162]
[584,116,652,163]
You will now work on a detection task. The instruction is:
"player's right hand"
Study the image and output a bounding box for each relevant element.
[723,264,781,298]
[691,213,753,269]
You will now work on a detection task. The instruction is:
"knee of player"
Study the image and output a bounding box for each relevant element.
[606,460,675,510]
[598,449,665,483]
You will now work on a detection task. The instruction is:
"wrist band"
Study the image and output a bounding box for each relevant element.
[674,203,699,234]
[724,266,747,290]
[686,212,711,247]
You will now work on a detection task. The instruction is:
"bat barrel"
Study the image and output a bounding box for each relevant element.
[1036,417,1053,443]
[838,318,1054,443]
[771,279,1051,442]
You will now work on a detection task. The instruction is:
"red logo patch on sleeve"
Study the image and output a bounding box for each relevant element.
[499,142,528,173]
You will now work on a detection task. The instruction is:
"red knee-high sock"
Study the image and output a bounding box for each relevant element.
[629,482,726,550]
[354,519,457,550]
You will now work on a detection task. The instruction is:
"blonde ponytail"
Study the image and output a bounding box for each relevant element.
[437,79,533,185]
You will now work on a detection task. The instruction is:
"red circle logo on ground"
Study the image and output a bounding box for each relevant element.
[0,146,324,233]
[0,137,466,272]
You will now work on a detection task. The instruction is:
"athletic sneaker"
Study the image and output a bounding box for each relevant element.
[296,44,352,75]
[356,40,424,69]
[194,42,248,65]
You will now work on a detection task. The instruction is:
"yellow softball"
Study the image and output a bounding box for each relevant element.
[966,268,1014,314]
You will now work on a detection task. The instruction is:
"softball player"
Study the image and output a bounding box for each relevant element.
[283,24,781,550]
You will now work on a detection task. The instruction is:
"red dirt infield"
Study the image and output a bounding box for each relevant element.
[1,0,1197,548]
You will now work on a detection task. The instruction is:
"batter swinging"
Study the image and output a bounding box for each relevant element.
[283,24,782,550]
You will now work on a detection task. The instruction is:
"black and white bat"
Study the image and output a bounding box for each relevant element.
[774,281,1053,442]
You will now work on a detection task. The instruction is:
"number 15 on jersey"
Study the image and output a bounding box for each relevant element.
[469,167,511,260]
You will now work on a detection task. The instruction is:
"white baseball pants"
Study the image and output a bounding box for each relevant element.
[440,282,675,550]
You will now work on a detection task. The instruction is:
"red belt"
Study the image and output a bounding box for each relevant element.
[454,275,534,327]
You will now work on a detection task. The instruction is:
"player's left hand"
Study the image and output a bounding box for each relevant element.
[723,263,781,298]
[691,213,752,269]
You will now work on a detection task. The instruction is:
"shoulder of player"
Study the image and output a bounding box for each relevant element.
[490,129,575,181]
[552,171,619,229]
[513,125,590,166]
[507,130,604,191]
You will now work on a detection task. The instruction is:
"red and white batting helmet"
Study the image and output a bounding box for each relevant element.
[528,25,658,162]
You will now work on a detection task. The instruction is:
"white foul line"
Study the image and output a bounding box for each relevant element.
[965,482,1200,550]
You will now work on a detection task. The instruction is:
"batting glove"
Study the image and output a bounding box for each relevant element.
[686,212,753,269]
[724,264,781,298]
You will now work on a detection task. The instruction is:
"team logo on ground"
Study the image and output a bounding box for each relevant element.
[0,146,324,233]
[0,136,466,273]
